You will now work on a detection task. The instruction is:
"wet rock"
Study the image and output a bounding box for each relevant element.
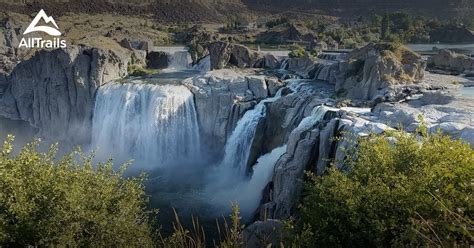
[146,51,169,69]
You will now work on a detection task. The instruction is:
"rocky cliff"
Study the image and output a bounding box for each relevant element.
[183,69,284,152]
[0,46,129,145]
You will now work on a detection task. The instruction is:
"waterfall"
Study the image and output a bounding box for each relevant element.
[280,58,289,70]
[155,46,210,73]
[294,105,334,132]
[91,83,201,169]
[219,89,283,176]
[168,50,192,70]
[208,145,287,220]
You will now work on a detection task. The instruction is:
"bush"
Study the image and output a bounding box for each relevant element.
[128,64,159,77]
[288,45,306,58]
[295,127,473,247]
[0,135,155,247]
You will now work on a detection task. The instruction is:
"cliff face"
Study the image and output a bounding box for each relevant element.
[0,46,129,145]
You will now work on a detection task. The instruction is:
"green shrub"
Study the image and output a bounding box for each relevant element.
[0,135,155,247]
[295,128,473,247]
[288,45,306,58]
[128,64,159,77]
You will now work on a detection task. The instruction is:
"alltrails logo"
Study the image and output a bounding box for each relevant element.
[19,9,67,49]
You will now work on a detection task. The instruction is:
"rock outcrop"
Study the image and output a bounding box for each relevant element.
[0,46,129,145]
[0,17,22,74]
[207,42,280,70]
[243,219,283,248]
[428,49,474,74]
[330,43,426,103]
[262,105,393,219]
[146,51,169,69]
[183,69,284,151]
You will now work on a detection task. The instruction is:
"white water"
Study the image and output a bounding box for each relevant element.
[294,105,332,132]
[207,145,287,220]
[219,89,284,176]
[155,46,210,72]
[91,83,201,169]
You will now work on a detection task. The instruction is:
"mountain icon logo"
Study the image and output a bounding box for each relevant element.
[24,9,61,36]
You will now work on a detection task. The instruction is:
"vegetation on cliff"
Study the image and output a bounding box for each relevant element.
[290,125,474,247]
[0,123,472,247]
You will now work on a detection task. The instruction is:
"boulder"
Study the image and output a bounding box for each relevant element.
[0,46,129,145]
[243,220,283,248]
[263,53,279,69]
[207,41,233,70]
[281,56,316,78]
[331,43,426,103]
[146,51,169,69]
[230,44,264,68]
[118,38,133,50]
[428,49,474,73]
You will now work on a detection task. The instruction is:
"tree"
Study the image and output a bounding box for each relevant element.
[381,14,391,40]
[294,127,474,247]
[0,135,156,247]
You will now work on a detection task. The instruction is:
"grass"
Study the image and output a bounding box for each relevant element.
[127,65,159,77]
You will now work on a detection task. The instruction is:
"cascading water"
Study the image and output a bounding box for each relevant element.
[294,105,333,133]
[155,46,210,73]
[91,83,202,169]
[219,89,284,176]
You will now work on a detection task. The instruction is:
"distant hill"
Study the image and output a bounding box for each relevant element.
[243,0,473,19]
[0,0,472,22]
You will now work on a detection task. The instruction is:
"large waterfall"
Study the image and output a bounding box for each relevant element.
[91,83,202,169]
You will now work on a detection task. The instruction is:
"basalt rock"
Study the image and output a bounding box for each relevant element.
[331,43,426,103]
[146,51,169,69]
[428,49,474,74]
[207,42,279,70]
[0,45,129,145]
[183,69,284,152]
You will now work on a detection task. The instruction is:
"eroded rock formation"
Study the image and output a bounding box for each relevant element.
[183,69,285,151]
[0,45,129,145]
[428,49,474,74]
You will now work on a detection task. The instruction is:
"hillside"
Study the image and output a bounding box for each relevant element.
[0,0,472,22]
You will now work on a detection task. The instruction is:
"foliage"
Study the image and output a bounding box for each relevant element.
[295,127,474,247]
[0,135,156,247]
[266,17,289,29]
[159,205,243,248]
[288,45,306,58]
[128,64,159,77]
